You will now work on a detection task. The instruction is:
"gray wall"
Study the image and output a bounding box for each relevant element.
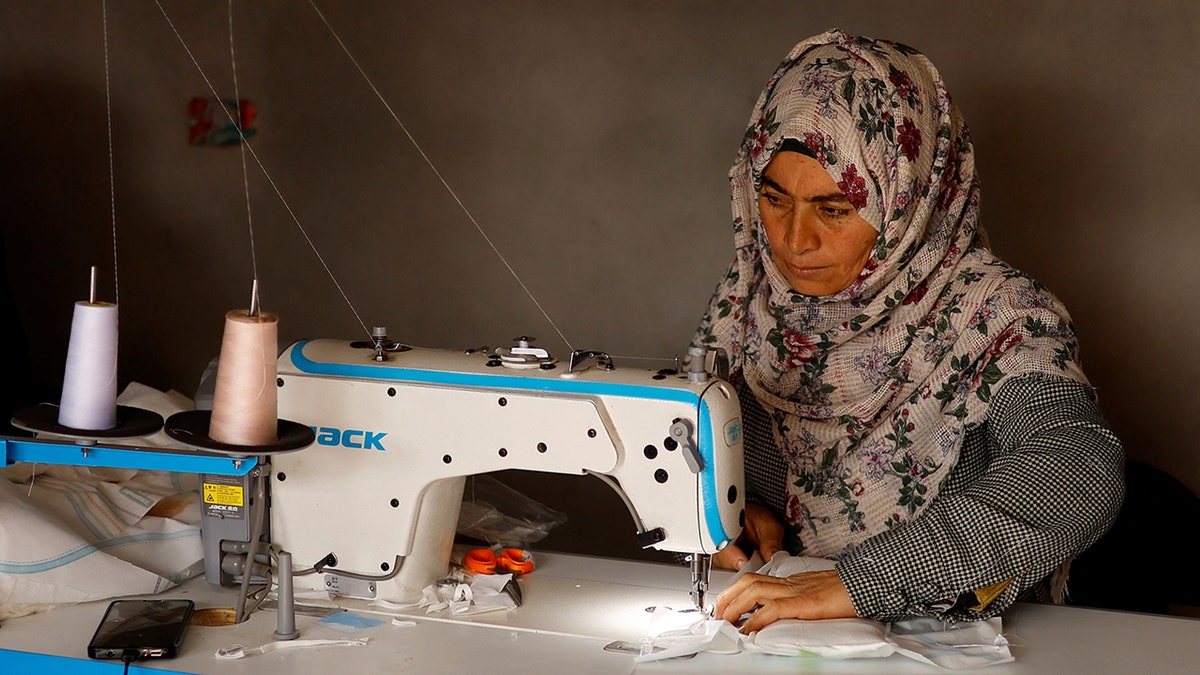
[2,1,1197,561]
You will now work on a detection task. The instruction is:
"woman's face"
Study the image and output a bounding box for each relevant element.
[757,151,879,296]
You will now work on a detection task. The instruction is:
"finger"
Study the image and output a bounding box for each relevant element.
[739,600,783,634]
[735,572,858,631]
[741,504,771,542]
[716,571,776,601]
[713,572,760,619]
[740,595,830,633]
[715,585,759,625]
[755,516,784,558]
[758,541,782,562]
[711,542,749,571]
[740,505,783,560]
[715,576,791,624]
[713,571,751,617]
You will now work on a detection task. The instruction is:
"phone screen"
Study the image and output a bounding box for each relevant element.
[87,598,195,660]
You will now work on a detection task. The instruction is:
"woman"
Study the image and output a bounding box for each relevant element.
[698,31,1124,631]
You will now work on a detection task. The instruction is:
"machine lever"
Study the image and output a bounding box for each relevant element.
[670,419,704,474]
[635,527,666,548]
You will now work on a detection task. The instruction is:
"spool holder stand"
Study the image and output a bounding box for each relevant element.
[10,403,164,443]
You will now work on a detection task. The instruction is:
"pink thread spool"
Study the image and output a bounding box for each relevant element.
[208,309,279,446]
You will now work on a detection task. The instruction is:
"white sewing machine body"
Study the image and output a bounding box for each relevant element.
[270,338,745,603]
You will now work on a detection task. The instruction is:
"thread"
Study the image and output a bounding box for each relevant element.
[58,301,119,430]
[154,0,372,340]
[209,310,278,446]
[308,0,574,353]
[102,0,120,307]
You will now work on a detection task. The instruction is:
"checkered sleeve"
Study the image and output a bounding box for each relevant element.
[835,375,1125,622]
[739,382,787,513]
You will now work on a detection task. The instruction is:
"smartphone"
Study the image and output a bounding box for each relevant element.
[87,598,195,660]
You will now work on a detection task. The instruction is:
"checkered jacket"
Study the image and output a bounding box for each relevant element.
[741,375,1125,621]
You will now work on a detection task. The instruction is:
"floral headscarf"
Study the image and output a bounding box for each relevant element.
[695,30,1087,557]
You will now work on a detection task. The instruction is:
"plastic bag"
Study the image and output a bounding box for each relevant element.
[456,475,566,548]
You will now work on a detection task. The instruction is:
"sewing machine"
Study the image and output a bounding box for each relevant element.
[2,332,744,610]
[255,335,744,609]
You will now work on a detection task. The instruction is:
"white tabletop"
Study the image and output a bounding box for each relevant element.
[2,551,1198,673]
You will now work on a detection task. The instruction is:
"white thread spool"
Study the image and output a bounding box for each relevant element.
[58,300,119,430]
[209,310,278,446]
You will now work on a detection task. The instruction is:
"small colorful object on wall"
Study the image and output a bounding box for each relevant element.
[188,97,257,146]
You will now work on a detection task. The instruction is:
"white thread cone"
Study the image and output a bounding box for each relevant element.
[58,301,119,430]
[209,310,278,446]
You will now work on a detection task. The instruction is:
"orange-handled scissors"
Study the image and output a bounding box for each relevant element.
[464,548,534,575]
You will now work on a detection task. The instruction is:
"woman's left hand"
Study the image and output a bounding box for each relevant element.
[714,569,857,632]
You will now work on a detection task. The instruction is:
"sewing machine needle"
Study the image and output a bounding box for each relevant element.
[690,553,712,611]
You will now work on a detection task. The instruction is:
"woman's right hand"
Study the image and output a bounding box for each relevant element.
[712,503,784,571]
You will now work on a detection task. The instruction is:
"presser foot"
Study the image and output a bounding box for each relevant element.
[689,552,712,611]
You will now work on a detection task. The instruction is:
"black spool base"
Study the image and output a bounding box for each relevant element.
[164,410,314,458]
[10,403,164,442]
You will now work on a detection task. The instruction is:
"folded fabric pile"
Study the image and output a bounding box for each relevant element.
[0,384,203,620]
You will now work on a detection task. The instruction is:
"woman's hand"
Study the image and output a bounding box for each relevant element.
[714,569,857,633]
[712,503,783,570]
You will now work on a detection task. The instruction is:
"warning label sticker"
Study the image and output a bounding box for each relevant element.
[203,483,244,507]
[202,473,247,521]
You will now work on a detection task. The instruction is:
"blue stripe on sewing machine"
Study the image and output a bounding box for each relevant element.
[1,436,256,476]
[287,339,735,549]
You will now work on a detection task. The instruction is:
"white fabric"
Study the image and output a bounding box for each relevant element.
[634,610,741,663]
[751,617,897,659]
[637,554,1013,668]
[745,555,1013,667]
[891,617,1013,669]
[0,383,202,620]
[405,572,519,616]
[215,637,370,660]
